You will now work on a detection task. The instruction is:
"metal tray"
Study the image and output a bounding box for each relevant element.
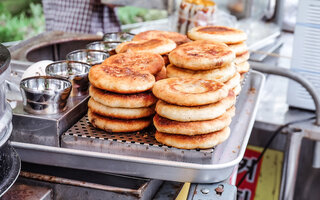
[11,71,265,183]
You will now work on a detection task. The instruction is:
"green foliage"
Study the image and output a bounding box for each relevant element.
[0,2,45,43]
[117,6,168,25]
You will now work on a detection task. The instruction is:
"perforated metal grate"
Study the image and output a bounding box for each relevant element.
[64,115,214,153]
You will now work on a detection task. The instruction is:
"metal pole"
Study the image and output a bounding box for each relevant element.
[250,61,320,126]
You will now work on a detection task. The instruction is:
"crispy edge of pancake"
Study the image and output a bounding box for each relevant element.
[155,127,230,149]
[166,63,236,83]
[88,109,151,133]
[233,84,242,96]
[89,86,157,108]
[224,72,241,90]
[152,77,229,106]
[89,65,155,94]
[155,66,167,81]
[88,98,155,119]
[168,40,235,70]
[234,51,250,65]
[155,91,236,121]
[115,38,177,55]
[236,61,250,73]
[153,106,235,135]
[228,42,248,56]
[103,52,164,75]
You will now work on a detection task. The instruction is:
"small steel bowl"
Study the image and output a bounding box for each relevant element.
[102,32,135,42]
[20,76,72,115]
[66,49,109,66]
[45,61,91,96]
[86,41,121,56]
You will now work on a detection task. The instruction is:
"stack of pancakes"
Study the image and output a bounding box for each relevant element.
[88,52,164,132]
[166,40,242,96]
[152,78,236,149]
[188,25,250,79]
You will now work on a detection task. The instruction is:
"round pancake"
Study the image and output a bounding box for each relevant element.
[233,84,242,96]
[234,51,250,65]
[89,86,157,108]
[154,106,235,135]
[166,63,236,83]
[224,72,240,90]
[188,26,247,44]
[102,52,164,75]
[115,38,176,55]
[155,91,236,121]
[152,77,229,106]
[88,109,151,133]
[168,40,235,70]
[228,42,248,56]
[155,127,230,149]
[155,66,167,81]
[133,30,190,45]
[89,65,155,93]
[236,61,250,73]
[88,98,155,119]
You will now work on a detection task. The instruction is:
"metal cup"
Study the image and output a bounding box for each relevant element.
[45,61,91,96]
[66,49,109,66]
[20,76,72,115]
[102,32,135,42]
[86,41,121,56]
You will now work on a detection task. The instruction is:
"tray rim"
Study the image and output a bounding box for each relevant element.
[11,70,265,172]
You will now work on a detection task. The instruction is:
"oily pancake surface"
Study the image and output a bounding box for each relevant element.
[89,65,155,93]
[88,109,151,133]
[155,127,230,149]
[89,86,157,108]
[152,77,229,106]
[188,26,247,44]
[88,98,155,119]
[115,38,176,55]
[154,106,235,135]
[102,52,164,75]
[133,30,190,45]
[155,90,236,121]
[168,40,235,70]
[166,63,236,83]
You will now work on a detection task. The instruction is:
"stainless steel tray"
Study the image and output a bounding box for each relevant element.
[11,70,265,183]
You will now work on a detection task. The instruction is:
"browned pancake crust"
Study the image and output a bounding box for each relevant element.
[162,54,170,66]
[88,109,151,132]
[133,30,190,45]
[153,106,235,135]
[89,86,157,108]
[155,127,230,149]
[168,40,235,70]
[89,64,155,93]
[102,52,164,75]
[152,77,229,106]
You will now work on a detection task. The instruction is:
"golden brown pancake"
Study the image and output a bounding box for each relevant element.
[133,30,190,45]
[153,106,235,135]
[166,63,236,83]
[234,51,250,65]
[88,98,155,119]
[155,90,236,121]
[88,109,151,132]
[115,38,176,55]
[155,66,167,81]
[224,72,241,90]
[188,26,247,44]
[102,52,164,75]
[236,61,250,73]
[155,127,230,149]
[228,42,248,56]
[168,40,235,70]
[89,86,157,108]
[152,77,229,106]
[89,65,155,94]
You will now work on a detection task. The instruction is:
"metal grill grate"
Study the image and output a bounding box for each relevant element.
[64,115,214,154]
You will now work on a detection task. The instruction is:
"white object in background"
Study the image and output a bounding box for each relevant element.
[21,60,53,80]
[287,0,320,110]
